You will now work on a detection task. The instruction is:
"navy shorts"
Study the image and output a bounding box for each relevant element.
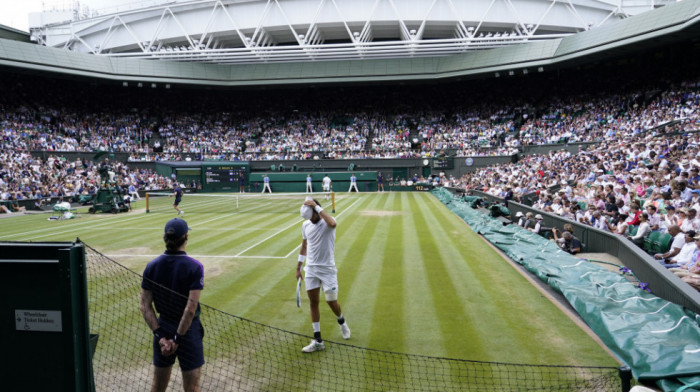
[173,198,181,206]
[153,317,205,371]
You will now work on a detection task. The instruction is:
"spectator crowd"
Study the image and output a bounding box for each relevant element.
[0,59,698,290]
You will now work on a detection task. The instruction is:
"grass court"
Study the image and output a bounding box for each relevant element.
[0,191,617,367]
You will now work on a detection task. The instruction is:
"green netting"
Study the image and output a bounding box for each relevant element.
[433,188,700,392]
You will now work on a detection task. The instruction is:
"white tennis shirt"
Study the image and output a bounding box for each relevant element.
[302,217,336,267]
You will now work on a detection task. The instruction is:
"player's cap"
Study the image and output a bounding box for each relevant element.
[165,218,190,237]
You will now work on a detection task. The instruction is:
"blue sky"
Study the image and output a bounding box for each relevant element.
[0,1,162,32]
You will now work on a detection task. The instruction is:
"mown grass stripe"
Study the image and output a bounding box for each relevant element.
[363,192,407,390]
[421,196,536,361]
[409,193,481,360]
[399,193,443,358]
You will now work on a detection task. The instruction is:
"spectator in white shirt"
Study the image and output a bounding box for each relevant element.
[645,205,661,231]
[654,225,686,266]
[660,230,698,269]
[628,212,650,247]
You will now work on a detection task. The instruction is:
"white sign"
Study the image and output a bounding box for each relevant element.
[15,310,62,332]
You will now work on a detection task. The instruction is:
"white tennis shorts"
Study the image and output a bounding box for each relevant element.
[304,265,339,301]
[323,185,330,192]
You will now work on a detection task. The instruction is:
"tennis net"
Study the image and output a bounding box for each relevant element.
[145,191,336,215]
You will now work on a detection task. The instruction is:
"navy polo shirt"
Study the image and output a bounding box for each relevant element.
[142,250,204,323]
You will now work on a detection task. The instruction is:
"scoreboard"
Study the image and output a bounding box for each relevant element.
[432,156,454,169]
[202,163,248,192]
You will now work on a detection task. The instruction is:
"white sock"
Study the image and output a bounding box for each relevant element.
[312,322,320,333]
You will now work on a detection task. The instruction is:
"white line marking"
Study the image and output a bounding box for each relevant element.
[234,219,304,257]
[79,227,273,232]
[239,196,365,258]
[0,209,153,240]
[106,254,288,259]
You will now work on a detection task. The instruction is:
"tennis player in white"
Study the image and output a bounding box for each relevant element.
[296,198,350,353]
[322,175,332,200]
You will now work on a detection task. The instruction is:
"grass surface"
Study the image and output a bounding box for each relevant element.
[0,191,617,366]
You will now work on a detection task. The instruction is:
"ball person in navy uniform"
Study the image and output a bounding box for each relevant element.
[297,199,350,352]
[171,182,184,216]
[140,218,205,392]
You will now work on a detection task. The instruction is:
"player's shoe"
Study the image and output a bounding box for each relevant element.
[302,339,325,353]
[179,211,184,216]
[340,323,351,339]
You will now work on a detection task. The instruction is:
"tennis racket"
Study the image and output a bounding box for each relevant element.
[296,277,302,308]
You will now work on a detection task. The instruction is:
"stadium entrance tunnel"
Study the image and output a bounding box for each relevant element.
[432,187,700,391]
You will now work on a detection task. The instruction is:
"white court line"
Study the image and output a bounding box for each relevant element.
[80,227,273,232]
[238,196,365,258]
[1,194,280,240]
[0,207,155,240]
[106,253,288,259]
[104,198,367,260]
[0,192,225,240]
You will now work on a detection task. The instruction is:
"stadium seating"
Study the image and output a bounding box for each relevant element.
[644,231,661,253]
[653,233,673,254]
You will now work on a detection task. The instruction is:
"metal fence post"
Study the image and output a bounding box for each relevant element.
[619,366,632,392]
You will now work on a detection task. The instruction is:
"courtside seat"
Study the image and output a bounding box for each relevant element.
[644,231,661,253]
[627,225,639,237]
[653,233,673,254]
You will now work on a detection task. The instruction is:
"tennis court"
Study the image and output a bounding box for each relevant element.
[0,191,615,365]
[1,191,626,390]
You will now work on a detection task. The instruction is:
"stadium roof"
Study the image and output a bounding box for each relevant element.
[0,25,30,43]
[29,0,676,64]
[1,0,698,87]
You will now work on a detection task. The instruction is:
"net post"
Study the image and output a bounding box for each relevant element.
[145,192,150,213]
[332,192,335,213]
[618,366,632,392]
